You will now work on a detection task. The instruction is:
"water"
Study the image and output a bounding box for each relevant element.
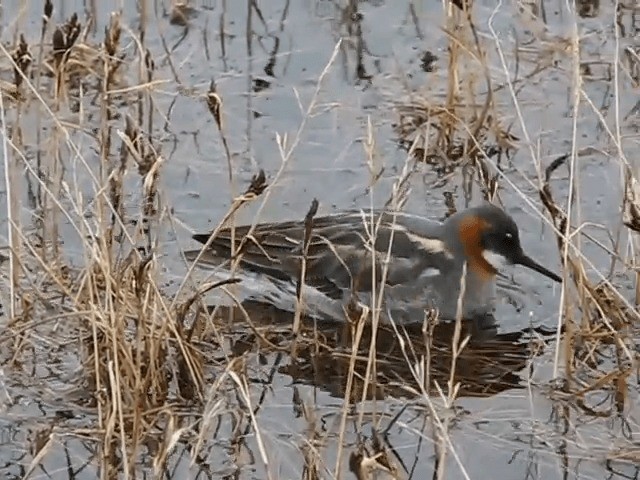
[0,0,638,478]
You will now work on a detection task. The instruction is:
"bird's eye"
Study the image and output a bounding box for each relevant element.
[505,232,513,241]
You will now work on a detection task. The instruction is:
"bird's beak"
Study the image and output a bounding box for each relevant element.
[514,252,562,282]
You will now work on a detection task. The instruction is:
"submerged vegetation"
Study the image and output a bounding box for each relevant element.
[0,0,638,479]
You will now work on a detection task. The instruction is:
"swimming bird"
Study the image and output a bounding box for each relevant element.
[185,204,562,323]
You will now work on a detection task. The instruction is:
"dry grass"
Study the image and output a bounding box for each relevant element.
[0,1,638,479]
[390,0,640,476]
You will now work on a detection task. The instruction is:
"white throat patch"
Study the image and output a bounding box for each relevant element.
[482,250,509,271]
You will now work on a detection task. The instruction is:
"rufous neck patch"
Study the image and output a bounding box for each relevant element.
[458,215,497,279]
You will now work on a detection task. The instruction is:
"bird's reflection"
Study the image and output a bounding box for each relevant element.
[209,301,549,400]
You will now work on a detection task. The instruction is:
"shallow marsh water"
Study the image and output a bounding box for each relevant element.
[0,0,638,479]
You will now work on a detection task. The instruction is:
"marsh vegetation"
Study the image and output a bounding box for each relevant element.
[0,0,638,479]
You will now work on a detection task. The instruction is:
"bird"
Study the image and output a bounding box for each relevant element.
[185,203,562,323]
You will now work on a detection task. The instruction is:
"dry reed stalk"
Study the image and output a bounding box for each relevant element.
[3,0,637,478]
[479,0,640,465]
[0,6,232,477]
